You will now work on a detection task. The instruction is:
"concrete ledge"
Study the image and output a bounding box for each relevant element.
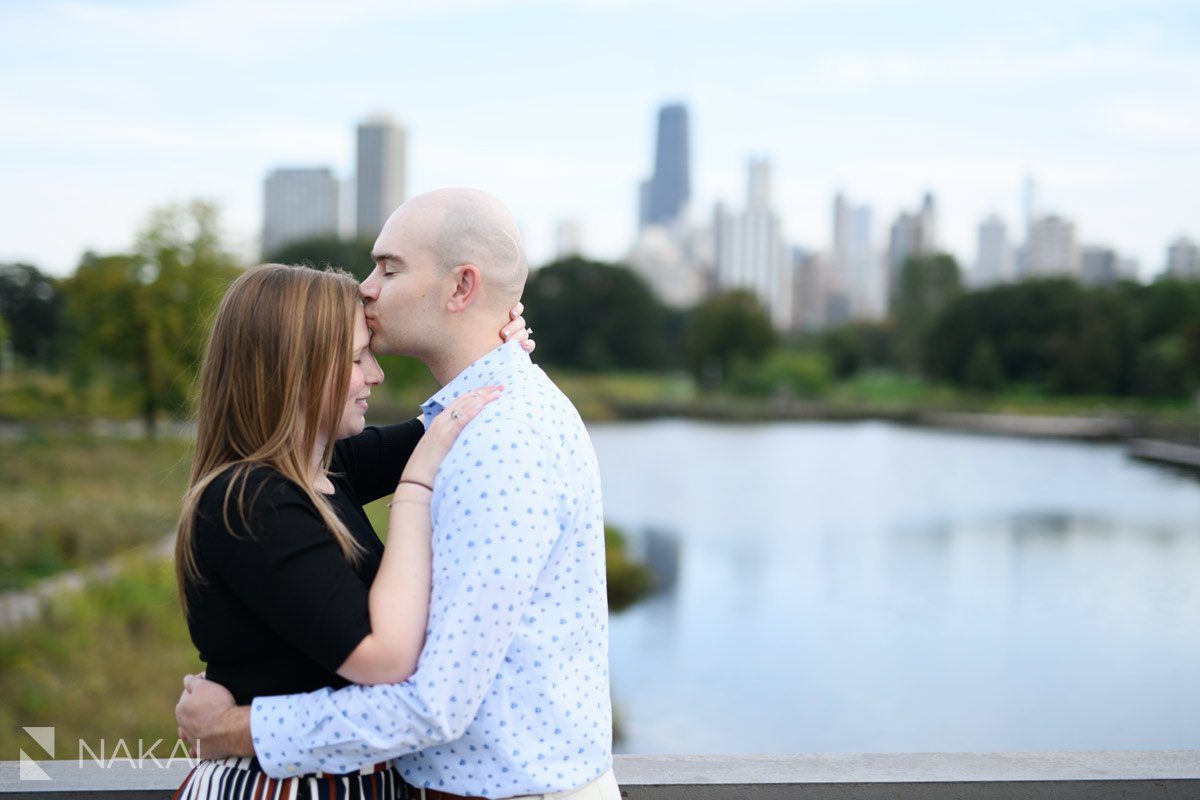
[1,752,1198,799]
[613,752,1200,799]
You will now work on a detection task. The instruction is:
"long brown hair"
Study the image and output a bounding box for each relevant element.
[175,263,365,617]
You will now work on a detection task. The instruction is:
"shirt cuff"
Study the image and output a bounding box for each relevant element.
[250,693,315,778]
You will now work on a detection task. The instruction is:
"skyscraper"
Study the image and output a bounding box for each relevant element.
[1167,237,1200,279]
[638,103,690,229]
[356,115,407,237]
[973,215,1012,287]
[261,167,339,258]
[831,192,881,321]
[1080,245,1119,286]
[713,158,791,328]
[554,219,583,260]
[886,191,938,304]
[1027,215,1079,277]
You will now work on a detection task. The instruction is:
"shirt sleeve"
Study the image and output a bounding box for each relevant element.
[250,415,561,778]
[197,471,372,675]
[333,418,426,504]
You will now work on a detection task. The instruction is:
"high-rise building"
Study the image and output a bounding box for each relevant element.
[555,220,583,260]
[831,192,881,321]
[791,246,825,332]
[1167,237,1200,279]
[1026,215,1079,277]
[1118,257,1141,282]
[888,213,920,281]
[713,158,791,327]
[638,103,690,230]
[886,191,938,303]
[261,167,339,258]
[626,224,709,309]
[1022,174,1037,244]
[973,215,1012,287]
[1080,245,1119,286]
[918,192,936,252]
[356,114,407,237]
[849,205,878,319]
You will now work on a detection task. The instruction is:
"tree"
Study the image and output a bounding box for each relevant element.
[265,235,378,281]
[1133,336,1189,398]
[893,253,962,372]
[963,339,1003,393]
[0,263,63,367]
[524,257,675,371]
[64,201,242,435]
[817,321,896,379]
[684,290,778,388]
[0,314,11,374]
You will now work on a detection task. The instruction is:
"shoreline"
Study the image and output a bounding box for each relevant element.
[607,399,1200,475]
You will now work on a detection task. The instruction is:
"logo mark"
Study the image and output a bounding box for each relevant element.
[20,726,54,781]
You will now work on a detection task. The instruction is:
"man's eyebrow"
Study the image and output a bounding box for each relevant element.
[371,251,405,265]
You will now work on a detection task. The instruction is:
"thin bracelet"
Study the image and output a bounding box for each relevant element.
[388,498,431,507]
[397,478,434,492]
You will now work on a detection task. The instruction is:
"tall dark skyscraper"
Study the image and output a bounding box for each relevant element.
[638,103,691,229]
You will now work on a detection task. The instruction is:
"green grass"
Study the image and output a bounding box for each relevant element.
[824,370,1200,421]
[545,370,696,420]
[0,554,200,761]
[0,434,192,589]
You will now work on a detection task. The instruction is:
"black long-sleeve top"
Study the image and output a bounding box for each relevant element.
[183,420,424,705]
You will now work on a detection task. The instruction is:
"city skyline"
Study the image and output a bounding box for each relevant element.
[2,0,1197,278]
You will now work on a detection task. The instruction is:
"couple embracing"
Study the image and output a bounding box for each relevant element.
[172,188,617,800]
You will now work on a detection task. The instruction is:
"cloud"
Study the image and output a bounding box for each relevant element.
[778,41,1200,96]
[1109,99,1200,148]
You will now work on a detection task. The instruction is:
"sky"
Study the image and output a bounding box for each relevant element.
[1,0,1198,279]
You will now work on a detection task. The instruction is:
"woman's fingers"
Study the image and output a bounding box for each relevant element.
[501,315,527,341]
[501,301,529,343]
[399,386,505,488]
[439,385,503,432]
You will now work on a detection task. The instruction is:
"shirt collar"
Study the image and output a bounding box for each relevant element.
[420,340,529,427]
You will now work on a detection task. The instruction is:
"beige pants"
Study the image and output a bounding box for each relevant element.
[542,768,620,800]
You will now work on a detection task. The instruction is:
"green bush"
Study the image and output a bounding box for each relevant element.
[732,350,832,399]
[604,525,655,613]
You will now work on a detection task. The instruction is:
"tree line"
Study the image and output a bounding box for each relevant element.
[5,202,1200,434]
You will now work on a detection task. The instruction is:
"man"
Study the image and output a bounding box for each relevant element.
[176,188,616,800]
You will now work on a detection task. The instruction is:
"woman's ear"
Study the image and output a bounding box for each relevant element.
[446,263,482,312]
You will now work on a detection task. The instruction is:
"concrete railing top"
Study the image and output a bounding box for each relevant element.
[2,751,1199,799]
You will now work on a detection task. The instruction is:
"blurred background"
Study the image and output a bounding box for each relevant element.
[1,0,1198,759]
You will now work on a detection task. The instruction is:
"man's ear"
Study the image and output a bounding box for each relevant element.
[446,263,481,312]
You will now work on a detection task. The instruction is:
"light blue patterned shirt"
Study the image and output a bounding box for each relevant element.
[250,341,613,796]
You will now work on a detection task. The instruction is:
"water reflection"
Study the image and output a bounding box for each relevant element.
[592,421,1200,754]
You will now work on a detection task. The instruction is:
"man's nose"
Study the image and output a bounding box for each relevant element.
[359,274,378,300]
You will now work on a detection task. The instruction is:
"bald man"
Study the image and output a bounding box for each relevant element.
[176,189,617,800]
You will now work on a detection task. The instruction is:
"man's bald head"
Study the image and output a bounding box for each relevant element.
[397,187,528,310]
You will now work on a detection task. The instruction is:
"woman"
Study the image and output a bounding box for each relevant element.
[172,263,530,799]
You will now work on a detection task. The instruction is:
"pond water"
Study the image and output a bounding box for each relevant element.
[591,420,1200,754]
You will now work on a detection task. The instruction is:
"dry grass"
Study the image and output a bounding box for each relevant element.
[0,555,200,760]
[0,435,192,589]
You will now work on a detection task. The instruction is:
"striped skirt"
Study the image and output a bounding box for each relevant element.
[173,756,402,800]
